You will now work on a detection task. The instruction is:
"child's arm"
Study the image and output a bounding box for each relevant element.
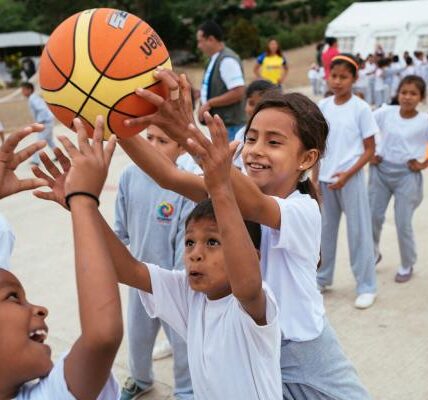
[188,114,267,324]
[0,124,47,199]
[119,134,207,202]
[54,116,123,399]
[125,70,281,229]
[32,146,153,294]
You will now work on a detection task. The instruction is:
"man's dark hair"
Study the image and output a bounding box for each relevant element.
[198,20,223,42]
[21,82,34,92]
[185,199,261,250]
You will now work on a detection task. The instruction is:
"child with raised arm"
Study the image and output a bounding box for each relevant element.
[113,69,372,399]
[33,120,282,400]
[115,124,193,399]
[0,118,122,400]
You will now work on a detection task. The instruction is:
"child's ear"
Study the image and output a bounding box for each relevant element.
[299,148,319,171]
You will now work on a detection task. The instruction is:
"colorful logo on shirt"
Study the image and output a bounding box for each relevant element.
[157,201,175,223]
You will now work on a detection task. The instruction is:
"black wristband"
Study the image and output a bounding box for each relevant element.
[65,192,100,210]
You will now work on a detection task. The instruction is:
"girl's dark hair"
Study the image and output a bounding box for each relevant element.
[397,75,426,99]
[330,53,358,77]
[244,92,329,206]
[185,199,262,250]
[266,38,282,57]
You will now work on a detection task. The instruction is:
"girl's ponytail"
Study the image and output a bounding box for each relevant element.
[296,177,321,206]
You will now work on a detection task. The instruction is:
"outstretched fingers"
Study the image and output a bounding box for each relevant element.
[103,134,117,167]
[73,118,92,155]
[57,135,79,159]
[53,147,71,173]
[8,140,47,169]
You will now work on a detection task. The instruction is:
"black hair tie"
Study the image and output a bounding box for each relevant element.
[65,192,100,210]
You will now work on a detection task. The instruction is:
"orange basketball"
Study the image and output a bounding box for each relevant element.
[39,8,171,139]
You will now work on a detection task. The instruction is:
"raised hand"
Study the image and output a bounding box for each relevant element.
[0,124,47,199]
[124,69,195,149]
[186,112,239,193]
[57,116,116,199]
[32,148,71,209]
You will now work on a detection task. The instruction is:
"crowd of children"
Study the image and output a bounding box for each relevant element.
[309,49,428,108]
[0,34,427,400]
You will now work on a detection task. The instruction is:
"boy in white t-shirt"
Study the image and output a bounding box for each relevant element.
[42,123,282,399]
[2,119,122,400]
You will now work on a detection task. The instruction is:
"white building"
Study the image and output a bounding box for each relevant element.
[325,0,428,57]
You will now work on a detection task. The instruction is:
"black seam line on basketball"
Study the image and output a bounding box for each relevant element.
[44,49,139,118]
[42,14,79,92]
[102,55,171,81]
[110,79,162,117]
[44,49,71,91]
[45,103,94,130]
[75,16,143,120]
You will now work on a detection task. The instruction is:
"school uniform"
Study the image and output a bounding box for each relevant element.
[0,213,15,270]
[139,264,282,400]
[374,68,386,107]
[369,106,428,270]
[261,192,370,399]
[317,95,377,295]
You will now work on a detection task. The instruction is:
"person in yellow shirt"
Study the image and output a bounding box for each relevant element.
[254,39,288,86]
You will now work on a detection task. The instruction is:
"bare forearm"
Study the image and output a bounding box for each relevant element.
[120,136,207,202]
[210,185,265,321]
[70,197,122,342]
[208,87,245,108]
[230,167,280,229]
[346,146,375,178]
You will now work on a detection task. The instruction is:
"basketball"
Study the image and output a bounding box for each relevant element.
[39,8,172,139]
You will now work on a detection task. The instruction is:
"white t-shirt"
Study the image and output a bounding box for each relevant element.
[374,68,384,91]
[233,126,246,170]
[139,264,282,400]
[16,353,120,400]
[401,65,415,78]
[374,105,428,164]
[260,192,325,341]
[0,213,15,270]
[200,52,245,104]
[354,67,368,89]
[318,95,378,183]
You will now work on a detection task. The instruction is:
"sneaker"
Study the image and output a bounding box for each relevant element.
[317,283,326,293]
[120,377,154,400]
[395,266,413,283]
[153,339,172,360]
[354,293,377,309]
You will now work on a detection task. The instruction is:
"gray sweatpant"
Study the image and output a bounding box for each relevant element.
[281,318,371,400]
[317,171,377,294]
[369,160,423,269]
[127,287,193,399]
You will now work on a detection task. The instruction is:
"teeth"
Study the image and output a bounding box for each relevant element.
[29,329,48,339]
[249,163,267,169]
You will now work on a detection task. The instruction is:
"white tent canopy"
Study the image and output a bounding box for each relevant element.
[325,0,428,57]
[0,31,49,49]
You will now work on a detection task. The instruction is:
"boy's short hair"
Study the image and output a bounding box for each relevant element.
[185,199,261,250]
[198,20,223,42]
[21,82,34,91]
[246,80,278,99]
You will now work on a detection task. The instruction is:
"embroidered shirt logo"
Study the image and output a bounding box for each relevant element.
[157,201,174,223]
[108,11,128,29]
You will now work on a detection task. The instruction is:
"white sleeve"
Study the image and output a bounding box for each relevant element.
[0,121,4,131]
[219,58,245,90]
[139,264,190,340]
[235,284,280,356]
[359,102,379,139]
[0,217,15,270]
[17,354,120,400]
[270,195,321,261]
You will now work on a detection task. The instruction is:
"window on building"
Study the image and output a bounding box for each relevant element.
[338,36,355,53]
[376,36,396,54]
[417,35,428,52]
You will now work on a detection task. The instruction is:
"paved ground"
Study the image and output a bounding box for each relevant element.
[2,90,428,400]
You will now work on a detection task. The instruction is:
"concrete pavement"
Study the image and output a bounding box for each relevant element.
[2,115,428,400]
